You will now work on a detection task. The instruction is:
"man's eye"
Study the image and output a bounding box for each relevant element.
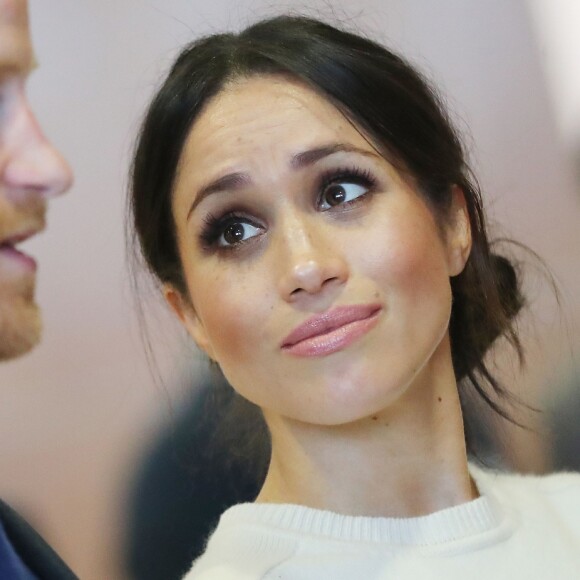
[218,221,261,247]
[319,182,368,210]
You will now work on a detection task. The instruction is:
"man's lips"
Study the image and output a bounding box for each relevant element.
[281,304,382,350]
[0,228,41,246]
[0,228,43,270]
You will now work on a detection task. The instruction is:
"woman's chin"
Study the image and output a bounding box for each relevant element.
[263,374,411,428]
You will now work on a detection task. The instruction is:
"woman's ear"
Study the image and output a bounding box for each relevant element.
[446,186,472,277]
[163,285,216,360]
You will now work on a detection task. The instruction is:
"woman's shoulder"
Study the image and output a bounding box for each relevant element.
[472,464,580,492]
[472,464,580,519]
[182,503,298,580]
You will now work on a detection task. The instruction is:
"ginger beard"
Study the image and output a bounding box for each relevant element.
[0,201,44,360]
[0,274,40,360]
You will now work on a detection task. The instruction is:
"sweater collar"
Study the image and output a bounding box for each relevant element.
[219,465,508,546]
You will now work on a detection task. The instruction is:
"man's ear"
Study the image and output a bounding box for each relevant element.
[163,285,216,360]
[446,186,472,277]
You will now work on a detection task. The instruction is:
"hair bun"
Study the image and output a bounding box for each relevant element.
[491,253,524,322]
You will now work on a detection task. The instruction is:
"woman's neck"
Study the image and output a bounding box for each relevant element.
[256,353,477,518]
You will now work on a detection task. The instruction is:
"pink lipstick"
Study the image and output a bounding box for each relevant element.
[282,304,381,357]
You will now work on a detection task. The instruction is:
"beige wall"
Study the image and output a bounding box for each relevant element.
[528,0,580,147]
[0,1,577,578]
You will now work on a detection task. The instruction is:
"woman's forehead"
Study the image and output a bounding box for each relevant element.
[180,76,372,170]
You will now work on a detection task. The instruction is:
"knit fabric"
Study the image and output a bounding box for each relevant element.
[183,466,580,579]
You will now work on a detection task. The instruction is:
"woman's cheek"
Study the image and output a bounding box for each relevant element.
[357,220,426,279]
[356,219,451,315]
[195,272,268,364]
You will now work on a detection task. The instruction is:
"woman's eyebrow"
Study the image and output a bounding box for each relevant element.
[291,143,379,168]
[187,172,250,221]
[187,143,379,221]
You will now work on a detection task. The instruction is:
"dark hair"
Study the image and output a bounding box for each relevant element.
[129,15,525,448]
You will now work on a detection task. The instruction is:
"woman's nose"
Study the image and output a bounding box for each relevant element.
[277,219,348,301]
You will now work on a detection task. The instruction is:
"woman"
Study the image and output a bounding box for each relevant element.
[129,15,580,579]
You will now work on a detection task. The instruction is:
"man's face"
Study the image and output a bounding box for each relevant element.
[0,0,72,360]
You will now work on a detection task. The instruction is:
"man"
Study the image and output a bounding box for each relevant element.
[0,0,75,577]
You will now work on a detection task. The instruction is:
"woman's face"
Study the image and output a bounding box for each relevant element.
[168,76,470,425]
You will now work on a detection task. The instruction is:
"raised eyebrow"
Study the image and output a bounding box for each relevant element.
[0,56,38,78]
[291,143,380,168]
[186,143,379,221]
[187,172,251,221]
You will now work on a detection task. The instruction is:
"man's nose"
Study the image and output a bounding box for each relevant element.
[2,98,73,202]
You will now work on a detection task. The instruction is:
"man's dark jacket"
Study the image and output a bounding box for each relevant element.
[0,499,77,579]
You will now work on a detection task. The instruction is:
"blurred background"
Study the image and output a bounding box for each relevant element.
[0,0,578,578]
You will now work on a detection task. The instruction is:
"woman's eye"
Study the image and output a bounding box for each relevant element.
[218,220,261,247]
[319,181,369,210]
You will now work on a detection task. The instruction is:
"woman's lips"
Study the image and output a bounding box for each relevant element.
[281,304,382,357]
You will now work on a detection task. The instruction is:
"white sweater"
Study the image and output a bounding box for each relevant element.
[184,467,580,579]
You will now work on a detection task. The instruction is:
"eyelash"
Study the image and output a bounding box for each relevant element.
[199,210,260,250]
[318,166,376,207]
[198,165,377,253]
